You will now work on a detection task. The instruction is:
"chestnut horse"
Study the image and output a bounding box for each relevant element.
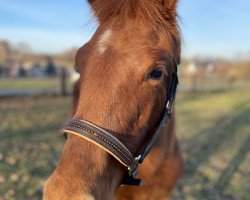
[44,0,183,199]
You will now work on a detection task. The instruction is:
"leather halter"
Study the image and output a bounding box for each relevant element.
[63,66,178,186]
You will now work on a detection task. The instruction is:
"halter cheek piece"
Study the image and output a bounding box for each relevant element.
[63,66,178,186]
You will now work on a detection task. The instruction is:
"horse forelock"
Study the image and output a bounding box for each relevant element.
[89,0,178,30]
[87,0,181,65]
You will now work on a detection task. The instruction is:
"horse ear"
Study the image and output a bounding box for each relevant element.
[87,0,101,21]
[87,0,108,22]
[87,0,96,8]
[87,0,95,3]
[161,0,178,12]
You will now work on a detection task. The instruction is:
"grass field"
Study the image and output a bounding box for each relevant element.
[0,89,249,199]
[0,78,73,91]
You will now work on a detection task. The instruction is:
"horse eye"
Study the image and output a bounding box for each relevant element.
[146,67,164,80]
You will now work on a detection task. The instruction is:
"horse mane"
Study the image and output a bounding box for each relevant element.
[89,0,178,31]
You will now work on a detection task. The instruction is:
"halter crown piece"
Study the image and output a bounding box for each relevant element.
[63,66,178,186]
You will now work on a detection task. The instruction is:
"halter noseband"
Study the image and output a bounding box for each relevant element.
[63,66,178,186]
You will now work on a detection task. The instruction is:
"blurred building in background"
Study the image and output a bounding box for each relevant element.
[179,56,250,92]
[0,40,77,78]
[0,38,249,93]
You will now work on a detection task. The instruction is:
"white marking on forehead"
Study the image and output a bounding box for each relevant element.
[98,29,112,54]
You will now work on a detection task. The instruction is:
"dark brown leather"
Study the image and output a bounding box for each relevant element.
[64,118,138,170]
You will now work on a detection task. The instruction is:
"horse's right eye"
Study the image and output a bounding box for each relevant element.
[146,64,167,80]
[148,68,163,80]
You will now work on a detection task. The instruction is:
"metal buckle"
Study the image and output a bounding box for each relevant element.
[127,155,141,176]
[166,100,173,113]
[166,100,171,110]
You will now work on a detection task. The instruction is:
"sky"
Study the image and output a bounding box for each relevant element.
[0,0,250,58]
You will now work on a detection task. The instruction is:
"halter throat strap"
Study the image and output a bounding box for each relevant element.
[63,71,178,186]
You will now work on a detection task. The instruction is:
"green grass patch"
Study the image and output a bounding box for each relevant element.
[0,89,249,199]
[0,95,71,199]
[0,78,73,91]
[173,89,250,200]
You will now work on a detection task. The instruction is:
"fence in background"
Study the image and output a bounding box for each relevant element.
[0,72,249,98]
[0,67,72,98]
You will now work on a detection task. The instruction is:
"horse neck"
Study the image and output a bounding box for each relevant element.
[44,135,124,200]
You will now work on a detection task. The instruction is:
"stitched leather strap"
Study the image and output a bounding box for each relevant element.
[64,118,139,171]
[137,73,178,163]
